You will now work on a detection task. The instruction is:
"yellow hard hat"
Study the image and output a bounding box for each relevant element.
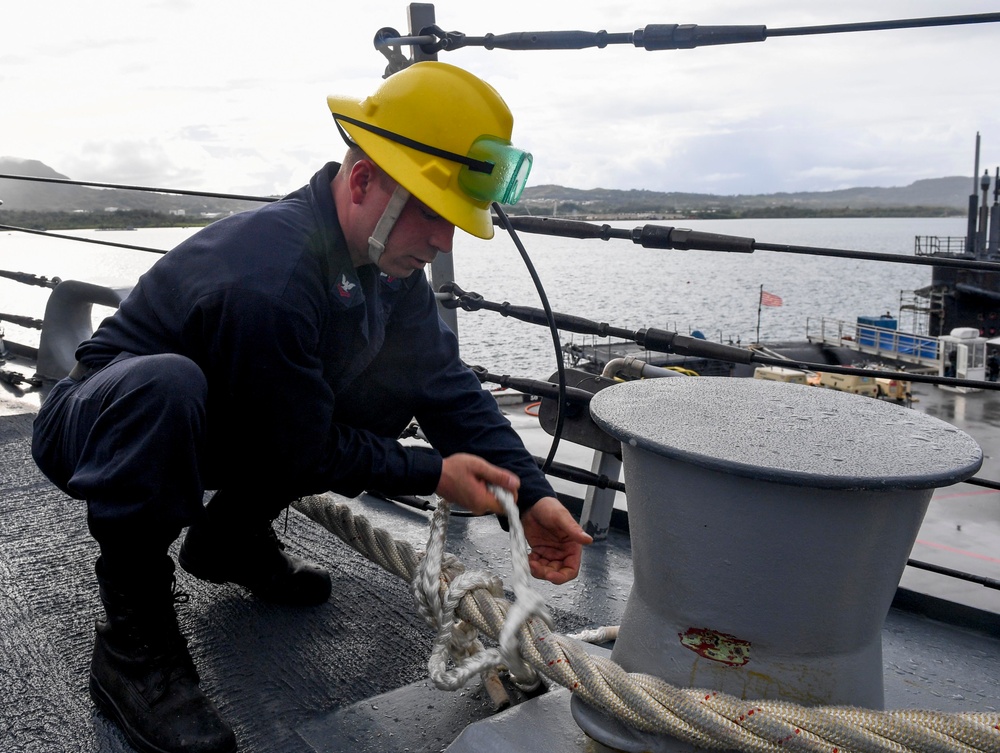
[327,61,532,239]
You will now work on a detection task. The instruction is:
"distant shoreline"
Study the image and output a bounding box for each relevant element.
[0,210,217,232]
[545,206,964,222]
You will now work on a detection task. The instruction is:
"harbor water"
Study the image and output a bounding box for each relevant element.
[0,215,964,379]
[1,214,997,612]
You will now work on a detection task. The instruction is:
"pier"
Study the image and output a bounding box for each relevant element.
[807,316,941,370]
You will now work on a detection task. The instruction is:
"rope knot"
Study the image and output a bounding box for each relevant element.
[414,487,549,691]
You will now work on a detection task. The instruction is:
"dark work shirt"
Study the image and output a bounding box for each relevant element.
[77,163,553,508]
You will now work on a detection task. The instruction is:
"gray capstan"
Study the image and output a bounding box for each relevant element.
[589,377,983,490]
[574,377,983,751]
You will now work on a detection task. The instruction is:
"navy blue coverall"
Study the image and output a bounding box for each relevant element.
[32,162,554,534]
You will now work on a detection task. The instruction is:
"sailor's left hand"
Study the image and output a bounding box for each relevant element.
[437,453,519,516]
[520,497,593,585]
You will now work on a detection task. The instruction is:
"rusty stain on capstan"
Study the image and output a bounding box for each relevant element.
[679,627,751,666]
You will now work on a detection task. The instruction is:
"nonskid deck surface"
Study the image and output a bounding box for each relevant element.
[0,407,629,753]
[1,384,998,753]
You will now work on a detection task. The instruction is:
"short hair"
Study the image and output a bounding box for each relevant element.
[341,143,367,171]
[340,144,395,191]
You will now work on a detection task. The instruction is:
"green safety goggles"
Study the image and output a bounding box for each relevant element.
[332,113,532,205]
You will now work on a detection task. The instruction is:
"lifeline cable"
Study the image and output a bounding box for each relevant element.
[0,173,277,203]
[374,12,1000,60]
[5,176,995,272]
[496,215,1000,273]
[440,284,1000,393]
[0,223,169,255]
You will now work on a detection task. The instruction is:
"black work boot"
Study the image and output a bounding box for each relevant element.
[91,557,236,753]
[178,491,331,606]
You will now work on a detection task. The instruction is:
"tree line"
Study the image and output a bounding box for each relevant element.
[0,210,218,231]
[512,201,962,220]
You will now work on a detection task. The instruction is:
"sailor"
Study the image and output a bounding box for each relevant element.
[31,62,592,753]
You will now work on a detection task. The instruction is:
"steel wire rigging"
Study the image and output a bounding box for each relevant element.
[372,11,1000,71]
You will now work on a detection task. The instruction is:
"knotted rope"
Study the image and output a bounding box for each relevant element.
[291,493,1000,753]
[411,486,551,690]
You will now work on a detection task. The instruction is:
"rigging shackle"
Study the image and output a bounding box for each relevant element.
[437,281,484,311]
[373,27,416,75]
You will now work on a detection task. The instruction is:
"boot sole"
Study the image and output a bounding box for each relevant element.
[90,673,237,753]
[90,673,172,753]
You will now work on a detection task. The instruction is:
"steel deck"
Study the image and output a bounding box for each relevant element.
[0,379,998,752]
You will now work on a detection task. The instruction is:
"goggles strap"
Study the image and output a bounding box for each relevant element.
[333,113,495,175]
[368,184,411,266]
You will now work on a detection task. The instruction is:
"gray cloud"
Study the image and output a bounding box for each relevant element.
[4,0,999,197]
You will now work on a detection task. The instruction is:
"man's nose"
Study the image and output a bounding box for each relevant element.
[431,222,455,254]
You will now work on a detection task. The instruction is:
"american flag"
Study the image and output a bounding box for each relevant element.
[760,290,783,307]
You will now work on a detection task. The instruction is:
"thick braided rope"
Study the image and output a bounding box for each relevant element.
[291,494,1000,753]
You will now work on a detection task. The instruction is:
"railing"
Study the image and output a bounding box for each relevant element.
[914,235,968,256]
[806,317,941,367]
[1,175,995,600]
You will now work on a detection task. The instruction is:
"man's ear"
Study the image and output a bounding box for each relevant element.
[347,159,377,205]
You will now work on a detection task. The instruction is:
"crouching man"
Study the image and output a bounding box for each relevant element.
[33,61,591,753]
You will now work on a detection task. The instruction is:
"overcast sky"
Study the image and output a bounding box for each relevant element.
[3,1,1000,199]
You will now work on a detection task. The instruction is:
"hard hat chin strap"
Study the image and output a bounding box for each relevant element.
[368,184,411,266]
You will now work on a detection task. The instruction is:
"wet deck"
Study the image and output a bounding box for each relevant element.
[0,377,998,752]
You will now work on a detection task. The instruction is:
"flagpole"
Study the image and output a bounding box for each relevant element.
[756,284,763,343]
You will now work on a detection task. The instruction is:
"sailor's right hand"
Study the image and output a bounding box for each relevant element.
[436,453,519,516]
